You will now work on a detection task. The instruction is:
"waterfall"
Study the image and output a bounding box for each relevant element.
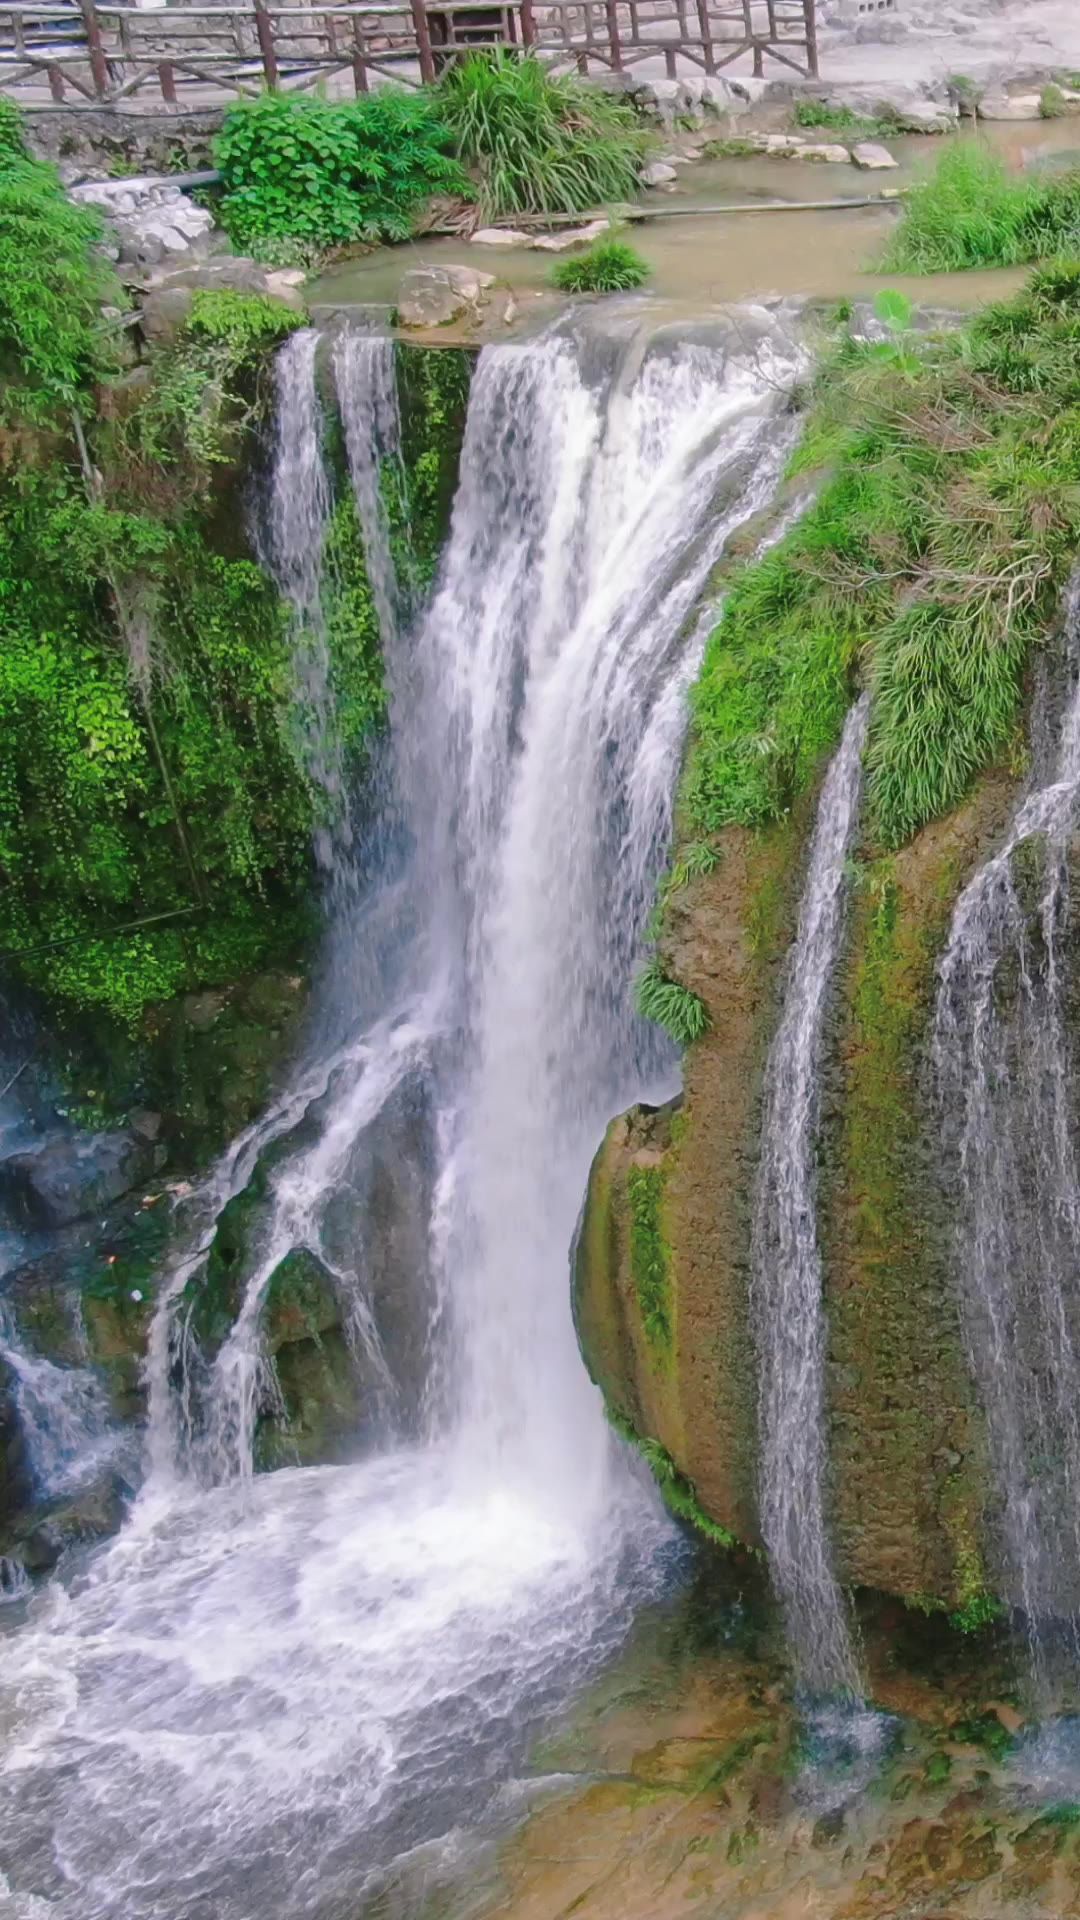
[752,693,871,1702]
[0,1307,115,1499]
[332,330,410,648]
[932,584,1080,1699]
[259,328,340,866]
[0,314,804,1920]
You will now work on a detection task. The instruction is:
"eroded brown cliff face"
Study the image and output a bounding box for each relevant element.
[576,769,1020,1610]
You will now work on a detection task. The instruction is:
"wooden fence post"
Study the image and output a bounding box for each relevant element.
[79,0,110,99]
[694,0,714,72]
[519,0,536,49]
[603,0,622,70]
[252,0,280,88]
[804,0,818,76]
[409,0,436,84]
[158,57,178,102]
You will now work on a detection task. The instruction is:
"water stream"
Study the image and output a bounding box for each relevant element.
[0,313,804,1918]
[752,692,871,1703]
[933,584,1080,1704]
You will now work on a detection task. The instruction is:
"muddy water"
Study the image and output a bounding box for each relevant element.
[393,1556,1080,1920]
[313,123,1080,334]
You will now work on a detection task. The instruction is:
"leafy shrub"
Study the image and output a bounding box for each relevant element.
[636,956,710,1045]
[438,52,649,219]
[551,235,650,293]
[215,88,467,252]
[882,142,1080,273]
[627,1164,672,1350]
[0,96,28,165]
[117,288,303,481]
[0,157,115,421]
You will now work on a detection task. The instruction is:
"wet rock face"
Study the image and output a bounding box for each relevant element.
[0,1131,160,1231]
[0,1357,32,1528]
[576,767,1020,1610]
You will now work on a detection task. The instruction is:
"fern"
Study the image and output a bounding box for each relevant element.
[636,955,710,1046]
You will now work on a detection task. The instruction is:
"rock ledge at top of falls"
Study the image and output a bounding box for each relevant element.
[397,264,496,328]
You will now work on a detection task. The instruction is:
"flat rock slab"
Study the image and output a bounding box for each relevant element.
[851,140,899,170]
[641,160,679,187]
[979,92,1044,121]
[471,226,532,247]
[533,218,610,253]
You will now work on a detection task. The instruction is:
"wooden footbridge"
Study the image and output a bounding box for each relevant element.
[0,0,818,113]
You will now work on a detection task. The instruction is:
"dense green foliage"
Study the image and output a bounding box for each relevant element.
[0,145,117,422]
[686,265,1080,848]
[626,1164,671,1350]
[551,235,650,293]
[0,122,427,1028]
[215,88,467,253]
[438,52,649,219]
[882,142,1080,273]
[116,287,303,482]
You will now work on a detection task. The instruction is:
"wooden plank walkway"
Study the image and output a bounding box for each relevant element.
[0,0,817,113]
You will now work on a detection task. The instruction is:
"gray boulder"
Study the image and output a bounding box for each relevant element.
[397,264,495,328]
[0,1131,158,1230]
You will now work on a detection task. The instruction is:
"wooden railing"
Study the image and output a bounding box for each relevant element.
[0,0,817,109]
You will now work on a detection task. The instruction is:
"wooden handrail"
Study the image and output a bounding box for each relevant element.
[0,0,818,104]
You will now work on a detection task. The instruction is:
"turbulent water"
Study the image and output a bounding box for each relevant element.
[933,584,1080,1700]
[0,311,803,1918]
[752,693,871,1702]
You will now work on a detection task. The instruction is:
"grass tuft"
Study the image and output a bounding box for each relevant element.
[683,265,1080,848]
[438,52,649,220]
[882,142,1080,274]
[636,956,710,1045]
[551,234,650,293]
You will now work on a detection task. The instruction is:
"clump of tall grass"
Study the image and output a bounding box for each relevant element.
[882,142,1080,273]
[636,956,710,1045]
[684,262,1080,848]
[551,234,650,293]
[438,52,650,220]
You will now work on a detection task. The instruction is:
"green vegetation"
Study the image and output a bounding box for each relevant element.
[636,955,710,1045]
[0,141,117,422]
[792,98,900,138]
[438,52,649,219]
[638,1436,737,1548]
[923,1751,953,1787]
[1040,82,1069,119]
[0,109,469,1033]
[949,1710,1015,1761]
[882,143,1080,273]
[685,264,1080,847]
[215,88,467,254]
[551,234,650,293]
[626,1163,672,1350]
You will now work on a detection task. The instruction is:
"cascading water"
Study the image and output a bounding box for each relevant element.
[0,312,804,1919]
[752,693,871,1703]
[0,1305,115,1500]
[933,583,1080,1702]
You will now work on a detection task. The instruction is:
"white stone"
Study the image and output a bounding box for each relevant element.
[533,218,611,253]
[851,140,899,170]
[979,92,1044,122]
[470,226,532,247]
[796,142,851,163]
[640,161,679,187]
[264,267,307,291]
[891,99,957,133]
